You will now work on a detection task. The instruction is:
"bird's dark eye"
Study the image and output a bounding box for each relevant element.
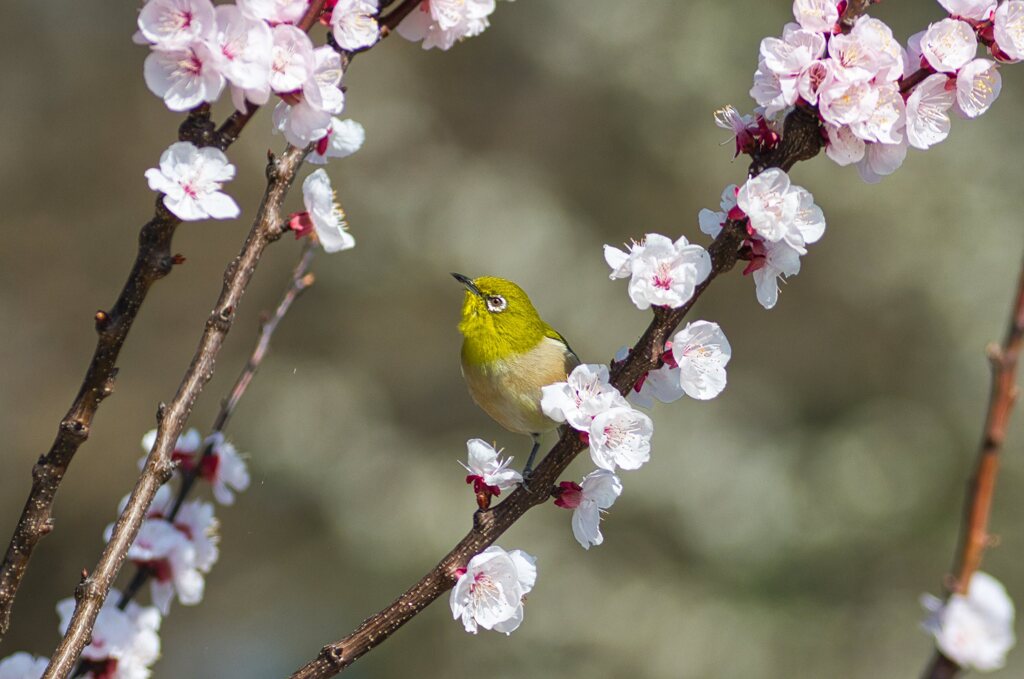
[486,295,507,313]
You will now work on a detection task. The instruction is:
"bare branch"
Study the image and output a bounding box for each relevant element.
[0,1,330,639]
[41,142,311,679]
[920,254,1024,679]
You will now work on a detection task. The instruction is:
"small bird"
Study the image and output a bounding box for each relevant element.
[453,273,580,476]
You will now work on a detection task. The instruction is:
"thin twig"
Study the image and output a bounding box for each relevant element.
[920,255,1024,679]
[0,1,329,640]
[285,47,845,679]
[41,142,311,679]
[116,242,317,611]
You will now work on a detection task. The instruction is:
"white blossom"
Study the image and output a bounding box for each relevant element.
[955,59,1002,118]
[604,233,711,310]
[737,168,798,243]
[751,239,802,310]
[921,18,978,73]
[268,24,315,94]
[824,123,866,166]
[203,433,251,505]
[299,170,355,252]
[450,546,536,635]
[555,470,623,550]
[145,142,239,221]
[0,654,48,679]
[143,42,225,111]
[237,0,309,24]
[273,46,346,146]
[671,321,731,400]
[994,1,1024,61]
[397,0,497,51]
[939,0,997,21]
[791,0,838,33]
[57,593,161,679]
[541,363,626,432]
[921,572,1016,671]
[855,139,907,183]
[141,427,202,459]
[848,82,905,145]
[460,439,522,495]
[211,4,273,106]
[331,0,380,51]
[906,73,955,149]
[697,184,738,240]
[137,0,216,50]
[308,118,365,165]
[588,405,653,472]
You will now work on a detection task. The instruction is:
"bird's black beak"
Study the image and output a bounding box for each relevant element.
[451,272,484,297]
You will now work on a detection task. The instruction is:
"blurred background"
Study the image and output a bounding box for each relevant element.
[3,1,1024,677]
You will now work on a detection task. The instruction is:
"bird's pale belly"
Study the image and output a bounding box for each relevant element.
[462,337,578,435]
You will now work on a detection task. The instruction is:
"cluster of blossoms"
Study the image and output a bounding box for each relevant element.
[921,571,1017,671]
[0,429,251,678]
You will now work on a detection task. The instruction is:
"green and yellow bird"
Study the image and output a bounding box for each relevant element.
[452,273,580,475]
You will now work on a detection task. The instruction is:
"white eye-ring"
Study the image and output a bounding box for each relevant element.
[486,295,507,313]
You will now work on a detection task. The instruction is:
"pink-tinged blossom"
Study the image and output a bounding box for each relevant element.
[604,233,711,310]
[906,73,955,149]
[847,16,905,81]
[0,654,48,679]
[126,519,203,613]
[792,0,839,33]
[671,321,732,400]
[137,0,216,50]
[331,0,380,51]
[309,118,365,165]
[939,0,997,21]
[57,593,161,679]
[290,170,355,252]
[397,0,497,51]
[797,58,832,104]
[736,168,799,244]
[460,438,522,499]
[714,106,755,157]
[141,427,202,461]
[450,546,536,635]
[818,75,880,127]
[921,572,1016,671]
[145,142,239,221]
[750,60,790,118]
[268,24,315,93]
[541,364,627,432]
[751,239,802,310]
[824,123,866,166]
[555,469,622,550]
[197,433,251,505]
[212,5,273,98]
[273,46,345,146]
[921,18,978,72]
[856,139,907,183]
[237,0,309,24]
[955,58,1001,117]
[994,1,1024,61]
[143,42,225,111]
[849,82,905,145]
[760,24,826,80]
[698,184,739,240]
[588,405,653,472]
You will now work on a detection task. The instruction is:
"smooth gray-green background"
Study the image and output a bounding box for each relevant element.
[3,1,1024,677]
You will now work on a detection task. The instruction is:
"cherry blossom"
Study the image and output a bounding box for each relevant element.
[141,427,202,461]
[125,519,204,613]
[939,0,997,21]
[905,73,955,150]
[824,123,866,166]
[955,59,1002,118]
[309,118,366,165]
[540,364,626,432]
[397,0,497,51]
[554,469,623,550]
[614,345,686,409]
[460,438,522,500]
[855,139,907,184]
[604,233,711,310]
[450,546,536,635]
[751,239,802,310]
[57,593,161,679]
[921,571,1016,671]
[200,433,251,505]
[0,654,48,679]
[268,24,315,94]
[137,0,216,50]
[994,1,1024,61]
[737,168,824,253]
[145,142,240,221]
[698,184,739,239]
[671,321,732,400]
[791,0,839,33]
[920,18,978,73]
[212,5,273,104]
[331,0,380,51]
[273,46,346,146]
[588,405,653,472]
[288,170,355,252]
[237,0,309,25]
[143,42,225,111]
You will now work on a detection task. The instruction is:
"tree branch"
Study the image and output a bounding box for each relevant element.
[0,1,330,640]
[920,254,1024,679]
[41,142,311,679]
[286,50,842,679]
[116,241,317,612]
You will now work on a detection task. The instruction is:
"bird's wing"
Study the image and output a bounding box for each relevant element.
[542,324,580,367]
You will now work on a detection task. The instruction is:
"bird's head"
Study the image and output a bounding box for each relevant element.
[452,273,547,363]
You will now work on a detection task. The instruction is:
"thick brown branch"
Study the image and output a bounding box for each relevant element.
[41,143,311,679]
[286,51,843,677]
[921,255,1024,679]
[116,242,317,611]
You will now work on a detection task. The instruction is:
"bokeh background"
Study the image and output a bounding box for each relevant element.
[3,1,1024,677]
